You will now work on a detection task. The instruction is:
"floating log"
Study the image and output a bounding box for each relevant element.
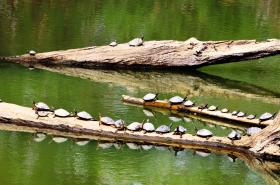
[1,38,279,68]
[121,95,273,127]
[0,101,279,161]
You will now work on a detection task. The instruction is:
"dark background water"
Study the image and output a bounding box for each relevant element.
[0,0,280,184]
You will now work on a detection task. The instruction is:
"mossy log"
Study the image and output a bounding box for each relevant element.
[0,101,279,161]
[1,38,279,68]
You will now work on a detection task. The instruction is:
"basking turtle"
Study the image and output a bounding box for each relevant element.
[196,128,213,139]
[29,50,36,56]
[129,36,144,47]
[32,101,50,111]
[99,116,115,126]
[246,127,262,136]
[173,125,187,138]
[114,119,126,131]
[169,96,186,105]
[197,103,208,111]
[155,123,172,134]
[184,100,195,107]
[259,112,275,122]
[143,93,159,102]
[247,114,256,120]
[76,111,95,121]
[142,120,155,133]
[53,108,71,118]
[52,137,68,143]
[208,105,218,111]
[231,110,239,116]
[109,40,118,47]
[221,108,229,113]
[237,112,246,117]
[35,110,49,119]
[227,130,241,142]
[127,122,143,132]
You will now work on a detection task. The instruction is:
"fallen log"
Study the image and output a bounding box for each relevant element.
[0,101,279,161]
[1,38,279,68]
[121,95,274,127]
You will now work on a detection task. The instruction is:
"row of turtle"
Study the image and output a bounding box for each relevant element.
[142,93,275,122]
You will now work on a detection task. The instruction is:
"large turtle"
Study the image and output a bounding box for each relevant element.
[99,116,115,126]
[142,120,155,133]
[53,108,71,118]
[32,101,50,111]
[259,112,275,122]
[127,122,143,132]
[173,125,186,138]
[143,93,159,102]
[76,111,95,121]
[169,96,186,105]
[246,127,262,136]
[155,123,172,134]
[196,128,213,139]
[129,37,144,47]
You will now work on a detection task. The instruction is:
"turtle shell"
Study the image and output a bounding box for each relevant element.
[29,50,36,56]
[221,108,229,113]
[196,129,213,137]
[197,104,208,110]
[34,102,50,111]
[127,122,142,131]
[143,93,158,101]
[155,124,172,133]
[208,105,217,111]
[231,111,239,116]
[129,38,143,46]
[246,127,262,136]
[184,100,195,107]
[169,96,184,104]
[259,112,274,121]
[109,41,118,47]
[247,114,256,120]
[100,117,115,126]
[54,109,70,117]
[114,119,126,129]
[227,130,241,140]
[143,122,155,132]
[36,111,49,117]
[77,111,93,120]
[173,126,186,135]
[237,112,246,117]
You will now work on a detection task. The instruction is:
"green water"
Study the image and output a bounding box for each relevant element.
[0,0,280,184]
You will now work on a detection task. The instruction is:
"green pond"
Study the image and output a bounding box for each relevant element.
[0,0,280,184]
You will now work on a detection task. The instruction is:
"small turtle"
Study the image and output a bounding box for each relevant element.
[227,130,241,142]
[237,112,246,117]
[114,119,126,131]
[76,111,95,121]
[169,96,187,105]
[52,137,68,143]
[196,128,213,139]
[173,125,187,138]
[208,105,218,111]
[142,120,155,133]
[53,108,71,117]
[129,36,144,47]
[143,93,159,102]
[231,110,239,116]
[247,114,256,120]
[29,50,36,56]
[184,100,195,107]
[155,123,172,134]
[109,40,118,47]
[259,112,275,122]
[246,127,262,136]
[197,103,208,110]
[32,101,50,111]
[127,122,143,131]
[221,108,229,113]
[76,140,90,146]
[35,110,49,118]
[99,116,115,126]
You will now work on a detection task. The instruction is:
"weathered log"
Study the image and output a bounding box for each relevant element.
[121,95,274,127]
[1,38,279,68]
[0,101,279,161]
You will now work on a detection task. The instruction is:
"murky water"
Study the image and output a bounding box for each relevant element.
[0,0,280,184]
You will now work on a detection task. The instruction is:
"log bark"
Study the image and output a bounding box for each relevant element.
[1,38,280,68]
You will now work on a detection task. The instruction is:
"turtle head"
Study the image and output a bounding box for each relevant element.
[32,100,36,110]
[183,96,188,101]
[141,36,144,40]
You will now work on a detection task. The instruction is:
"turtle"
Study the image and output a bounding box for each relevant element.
[52,137,68,143]
[221,108,229,113]
[29,50,36,56]
[76,140,90,146]
[173,125,187,138]
[109,40,118,47]
[129,36,144,47]
[35,110,50,119]
[237,111,246,117]
[231,110,239,116]
[114,119,126,131]
[76,111,95,121]
[247,114,256,120]
[169,96,187,105]
[155,123,172,134]
[208,105,218,111]
[143,93,159,102]
[99,116,115,126]
[53,108,71,118]
[184,100,195,107]
[227,130,241,143]
[196,128,213,139]
[142,120,155,133]
[32,101,50,111]
[259,112,275,122]
[197,103,208,111]
[246,127,262,136]
[126,122,143,132]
